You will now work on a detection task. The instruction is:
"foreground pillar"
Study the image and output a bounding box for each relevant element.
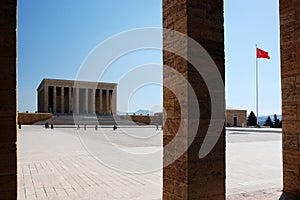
[163,0,225,199]
[0,0,17,199]
[280,0,300,196]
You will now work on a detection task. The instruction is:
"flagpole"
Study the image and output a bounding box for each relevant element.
[256,44,259,127]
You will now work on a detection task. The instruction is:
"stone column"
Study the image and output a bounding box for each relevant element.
[53,86,57,113]
[280,0,300,196]
[85,88,89,114]
[92,89,95,114]
[0,1,17,198]
[106,89,110,114]
[111,88,117,114]
[44,86,49,112]
[99,89,103,114]
[69,87,72,113]
[73,88,79,114]
[76,88,79,114]
[163,0,225,199]
[61,87,64,113]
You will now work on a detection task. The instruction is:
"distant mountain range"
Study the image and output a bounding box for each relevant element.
[257,114,282,125]
[118,109,155,115]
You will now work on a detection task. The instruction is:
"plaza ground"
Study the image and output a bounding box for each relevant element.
[18,126,283,199]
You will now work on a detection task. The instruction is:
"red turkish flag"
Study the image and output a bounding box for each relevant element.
[256,48,270,59]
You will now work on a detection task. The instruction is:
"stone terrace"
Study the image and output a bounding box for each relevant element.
[18,126,285,199]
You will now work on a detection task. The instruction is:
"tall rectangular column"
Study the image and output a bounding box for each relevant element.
[73,88,79,114]
[53,86,57,113]
[0,1,17,199]
[44,86,49,112]
[280,0,300,196]
[111,89,117,114]
[76,88,79,114]
[92,89,95,114]
[163,0,225,199]
[69,87,72,113]
[85,88,89,113]
[106,89,110,114]
[100,89,103,114]
[61,87,64,113]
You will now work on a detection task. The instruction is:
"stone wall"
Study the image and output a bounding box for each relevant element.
[124,114,162,125]
[226,109,247,127]
[127,115,151,125]
[18,113,53,124]
[0,0,17,199]
[280,0,300,195]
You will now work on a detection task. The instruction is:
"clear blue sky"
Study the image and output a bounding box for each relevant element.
[18,0,281,116]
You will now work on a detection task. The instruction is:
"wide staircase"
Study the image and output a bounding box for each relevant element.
[34,114,142,126]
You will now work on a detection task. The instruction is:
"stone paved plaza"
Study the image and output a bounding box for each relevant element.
[226,128,283,199]
[18,126,284,199]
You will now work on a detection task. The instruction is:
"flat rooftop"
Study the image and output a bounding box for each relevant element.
[37,78,117,91]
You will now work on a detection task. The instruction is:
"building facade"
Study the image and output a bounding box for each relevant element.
[37,79,117,114]
[226,109,247,127]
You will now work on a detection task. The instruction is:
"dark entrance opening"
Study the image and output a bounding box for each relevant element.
[233,116,238,127]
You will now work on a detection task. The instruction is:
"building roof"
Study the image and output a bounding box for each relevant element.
[37,78,117,91]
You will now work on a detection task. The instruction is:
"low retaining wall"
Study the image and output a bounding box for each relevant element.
[18,113,53,124]
[129,115,151,124]
[123,114,162,125]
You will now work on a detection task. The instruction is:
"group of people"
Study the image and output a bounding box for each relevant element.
[43,123,162,131]
[76,124,118,131]
[44,122,54,129]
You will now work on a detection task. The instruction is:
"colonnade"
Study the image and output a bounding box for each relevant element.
[38,82,116,114]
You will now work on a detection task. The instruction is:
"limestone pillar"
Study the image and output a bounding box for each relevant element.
[92,89,95,114]
[69,87,72,113]
[100,89,103,114]
[111,89,117,114]
[280,0,300,196]
[73,88,79,114]
[0,1,17,198]
[53,86,57,113]
[75,88,82,113]
[44,86,49,112]
[61,87,64,113]
[163,0,225,199]
[106,89,110,114]
[85,88,89,113]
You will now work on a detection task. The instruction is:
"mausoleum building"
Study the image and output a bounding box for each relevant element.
[37,78,117,114]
